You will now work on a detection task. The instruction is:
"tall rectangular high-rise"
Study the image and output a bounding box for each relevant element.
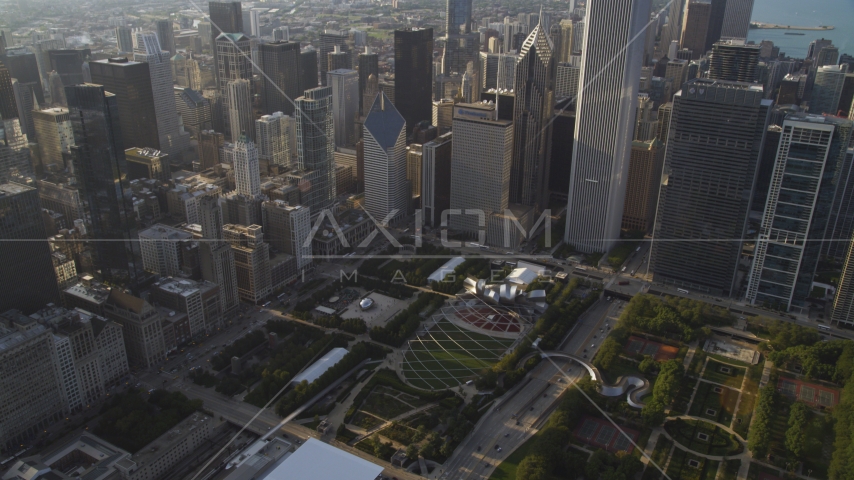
[33,107,74,168]
[720,0,755,40]
[564,0,651,253]
[223,224,270,304]
[832,236,854,327]
[232,132,261,197]
[449,103,513,238]
[198,196,240,316]
[227,79,254,142]
[66,84,143,289]
[621,139,665,233]
[651,80,772,296]
[510,17,555,211]
[746,114,852,311]
[319,30,349,86]
[261,200,311,270]
[0,116,30,182]
[134,32,191,158]
[208,1,243,43]
[422,132,453,228]
[363,92,407,223]
[358,47,379,115]
[48,49,89,88]
[394,28,434,136]
[707,40,760,82]
[0,184,60,313]
[680,0,711,60]
[256,112,293,168]
[327,69,359,148]
[216,33,253,139]
[198,129,224,170]
[301,48,318,90]
[89,57,161,151]
[0,59,19,121]
[811,64,849,115]
[295,86,336,213]
[259,41,302,116]
[116,26,134,52]
[0,50,45,105]
[155,19,175,54]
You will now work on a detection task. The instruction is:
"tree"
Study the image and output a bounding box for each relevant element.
[595,337,623,372]
[405,444,418,459]
[641,399,666,427]
[785,402,809,459]
[517,455,550,480]
[638,355,656,374]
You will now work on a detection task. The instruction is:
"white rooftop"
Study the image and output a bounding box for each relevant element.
[260,438,382,480]
[427,256,466,283]
[291,347,348,385]
[505,267,538,286]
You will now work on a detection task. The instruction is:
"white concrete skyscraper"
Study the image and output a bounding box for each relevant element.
[363,92,407,224]
[227,79,254,142]
[133,32,190,158]
[811,64,849,116]
[564,0,651,253]
[232,133,261,197]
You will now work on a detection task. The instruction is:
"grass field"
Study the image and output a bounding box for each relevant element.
[702,360,746,388]
[664,418,743,457]
[402,318,515,390]
[734,363,763,438]
[665,447,720,480]
[688,382,739,427]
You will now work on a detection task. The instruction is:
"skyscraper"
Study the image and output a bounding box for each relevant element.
[198,196,240,316]
[116,26,134,52]
[327,45,351,72]
[155,19,175,54]
[198,129,224,170]
[720,0,755,40]
[0,49,45,105]
[564,0,650,253]
[223,224,270,303]
[232,132,261,197]
[0,117,32,183]
[422,132,453,228]
[256,112,293,168]
[216,32,253,140]
[358,47,379,116]
[707,40,760,82]
[0,183,60,313]
[227,79,254,142]
[66,84,143,288]
[363,92,407,223]
[301,48,318,90]
[394,28,434,136]
[295,86,336,213]
[261,200,311,270]
[319,30,349,86]
[746,114,852,311]
[621,139,665,233]
[651,79,772,296]
[680,0,711,60]
[832,237,854,327]
[208,1,243,43]
[33,107,74,168]
[510,15,555,211]
[258,41,302,116]
[704,0,729,53]
[811,64,849,115]
[0,59,18,120]
[327,69,359,148]
[89,57,160,151]
[449,102,513,240]
[48,49,89,88]
[134,32,191,158]
[446,0,473,35]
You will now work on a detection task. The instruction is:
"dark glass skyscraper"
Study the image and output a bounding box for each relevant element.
[319,30,349,86]
[511,19,555,211]
[259,41,302,115]
[66,84,142,289]
[0,59,17,120]
[651,79,772,296]
[89,57,160,151]
[358,47,378,115]
[48,49,90,87]
[301,49,318,90]
[708,40,760,83]
[446,0,472,34]
[208,1,243,42]
[155,19,176,54]
[0,183,60,314]
[0,51,44,105]
[394,28,433,138]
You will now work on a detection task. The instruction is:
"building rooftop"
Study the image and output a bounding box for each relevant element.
[130,413,213,464]
[139,224,194,241]
[291,347,348,385]
[63,282,111,305]
[0,182,33,196]
[155,278,216,298]
[256,438,382,480]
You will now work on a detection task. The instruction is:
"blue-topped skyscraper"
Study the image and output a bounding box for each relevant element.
[564,0,650,253]
[443,0,478,75]
[66,84,143,290]
[510,10,555,211]
[363,92,407,224]
[746,113,853,312]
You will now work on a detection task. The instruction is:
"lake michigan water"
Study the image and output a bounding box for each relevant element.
[746,0,853,58]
